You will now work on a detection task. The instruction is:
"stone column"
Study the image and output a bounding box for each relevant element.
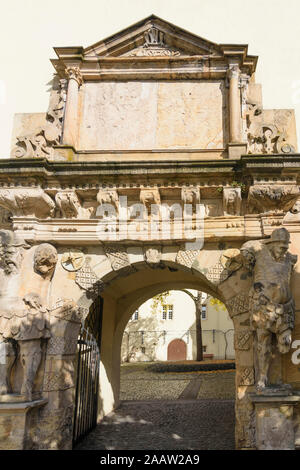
[62,66,83,148]
[228,64,241,143]
[227,64,247,159]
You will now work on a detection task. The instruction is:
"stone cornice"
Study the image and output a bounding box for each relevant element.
[51,56,254,81]
[1,155,300,184]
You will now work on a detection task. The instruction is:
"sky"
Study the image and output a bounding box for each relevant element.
[1,0,300,157]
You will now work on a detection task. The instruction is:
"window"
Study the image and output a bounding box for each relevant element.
[141,347,146,354]
[132,310,139,321]
[201,305,207,320]
[162,305,167,320]
[203,345,207,352]
[162,305,173,320]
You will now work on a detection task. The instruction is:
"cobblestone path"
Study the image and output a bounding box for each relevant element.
[75,365,236,450]
[75,399,235,450]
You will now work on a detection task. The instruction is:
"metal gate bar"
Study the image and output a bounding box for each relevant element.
[73,296,103,446]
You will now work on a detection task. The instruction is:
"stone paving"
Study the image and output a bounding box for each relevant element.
[76,399,235,450]
[75,362,236,450]
[120,362,236,400]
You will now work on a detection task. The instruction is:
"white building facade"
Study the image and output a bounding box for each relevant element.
[121,290,235,363]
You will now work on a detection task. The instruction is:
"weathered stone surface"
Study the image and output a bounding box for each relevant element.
[0,399,48,450]
[78,81,227,151]
[250,395,300,450]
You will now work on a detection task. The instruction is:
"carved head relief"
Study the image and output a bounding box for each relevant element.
[263,227,290,262]
[0,230,29,275]
[34,243,58,279]
[290,199,300,214]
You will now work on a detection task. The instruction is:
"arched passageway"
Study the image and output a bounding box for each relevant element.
[75,271,236,450]
[70,253,254,450]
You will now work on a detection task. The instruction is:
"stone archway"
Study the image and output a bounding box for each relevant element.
[70,247,256,450]
[1,15,300,451]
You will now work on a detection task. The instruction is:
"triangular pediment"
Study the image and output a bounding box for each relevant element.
[52,15,258,77]
[83,15,222,58]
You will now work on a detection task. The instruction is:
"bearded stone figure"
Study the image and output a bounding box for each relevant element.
[240,228,297,392]
[0,240,57,400]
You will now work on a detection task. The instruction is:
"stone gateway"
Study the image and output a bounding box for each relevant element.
[1,15,300,450]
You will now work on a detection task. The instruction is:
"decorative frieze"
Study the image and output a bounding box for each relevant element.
[223,187,242,216]
[0,188,55,218]
[248,184,299,214]
[104,244,131,271]
[47,336,77,356]
[55,191,93,219]
[43,370,74,392]
[96,189,119,212]
[50,299,81,323]
[246,103,295,155]
[206,261,230,284]
[226,292,250,317]
[239,367,255,386]
[75,261,106,295]
[139,188,161,211]
[235,330,252,351]
[176,249,201,269]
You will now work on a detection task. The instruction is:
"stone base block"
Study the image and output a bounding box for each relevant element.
[0,398,47,450]
[227,142,248,159]
[249,394,300,450]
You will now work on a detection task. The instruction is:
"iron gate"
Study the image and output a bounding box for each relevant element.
[73,296,103,446]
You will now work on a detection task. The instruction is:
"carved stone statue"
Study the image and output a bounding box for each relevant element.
[240,228,297,392]
[0,231,30,395]
[10,293,51,401]
[0,241,57,400]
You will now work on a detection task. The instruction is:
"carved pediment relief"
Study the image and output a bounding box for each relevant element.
[121,27,186,57]
[82,16,221,59]
[51,15,257,79]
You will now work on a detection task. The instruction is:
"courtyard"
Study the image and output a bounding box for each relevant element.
[75,362,235,450]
